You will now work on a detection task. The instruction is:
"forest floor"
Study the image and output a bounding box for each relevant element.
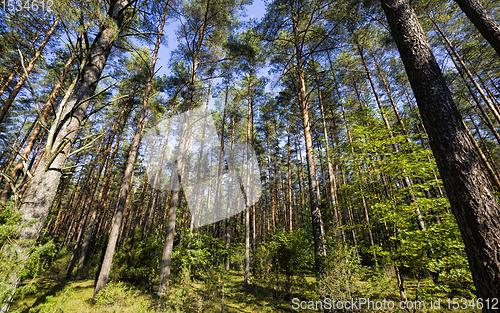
[10,271,481,313]
[10,271,301,312]
[9,254,479,313]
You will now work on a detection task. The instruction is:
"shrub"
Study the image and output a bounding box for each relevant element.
[110,229,162,290]
[94,281,149,313]
[318,239,364,304]
[255,229,314,298]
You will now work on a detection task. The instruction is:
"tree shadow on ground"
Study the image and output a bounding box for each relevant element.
[226,281,295,312]
[15,278,69,313]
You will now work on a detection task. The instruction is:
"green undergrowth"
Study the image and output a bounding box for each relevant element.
[8,229,478,312]
[9,268,480,313]
[10,272,297,313]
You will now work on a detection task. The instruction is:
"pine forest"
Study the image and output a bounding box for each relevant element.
[1,0,500,312]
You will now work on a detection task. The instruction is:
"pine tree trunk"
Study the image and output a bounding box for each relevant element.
[381,0,500,305]
[75,209,97,280]
[188,68,213,233]
[0,116,36,194]
[0,17,60,125]
[286,118,293,231]
[66,110,125,279]
[244,65,253,285]
[429,14,500,126]
[0,2,128,302]
[0,34,81,203]
[157,0,211,293]
[314,71,339,232]
[93,1,168,297]
[444,44,500,145]
[371,53,410,136]
[288,7,327,274]
[464,119,500,190]
[0,33,41,97]
[294,137,306,210]
[453,0,500,57]
[225,116,236,271]
[469,108,500,179]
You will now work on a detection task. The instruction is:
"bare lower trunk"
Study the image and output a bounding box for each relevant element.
[157,70,196,297]
[75,209,97,280]
[0,2,130,310]
[93,1,168,298]
[312,59,339,232]
[225,117,236,271]
[381,0,500,306]
[244,66,253,285]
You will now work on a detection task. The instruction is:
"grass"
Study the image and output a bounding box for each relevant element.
[10,270,303,313]
[9,263,480,312]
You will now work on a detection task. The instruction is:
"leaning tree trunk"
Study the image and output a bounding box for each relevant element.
[0,2,131,311]
[66,107,127,279]
[429,14,500,126]
[93,1,169,298]
[381,0,500,308]
[157,72,196,296]
[0,33,41,97]
[0,33,81,204]
[453,0,500,57]
[157,0,211,294]
[0,16,60,125]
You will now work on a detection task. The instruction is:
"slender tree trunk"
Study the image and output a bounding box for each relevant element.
[313,65,339,232]
[469,107,500,179]
[381,0,500,306]
[429,14,500,126]
[0,3,128,302]
[157,0,212,293]
[395,265,408,302]
[442,41,500,146]
[371,53,410,136]
[225,116,236,271]
[93,1,168,297]
[294,137,305,210]
[0,117,36,193]
[0,33,81,203]
[464,119,500,190]
[66,110,125,278]
[0,33,41,97]
[286,118,293,231]
[0,17,60,124]
[188,66,213,233]
[291,12,326,275]
[244,65,253,285]
[157,104,192,296]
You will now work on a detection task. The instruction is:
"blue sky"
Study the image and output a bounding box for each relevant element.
[150,0,272,113]
[155,0,267,78]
